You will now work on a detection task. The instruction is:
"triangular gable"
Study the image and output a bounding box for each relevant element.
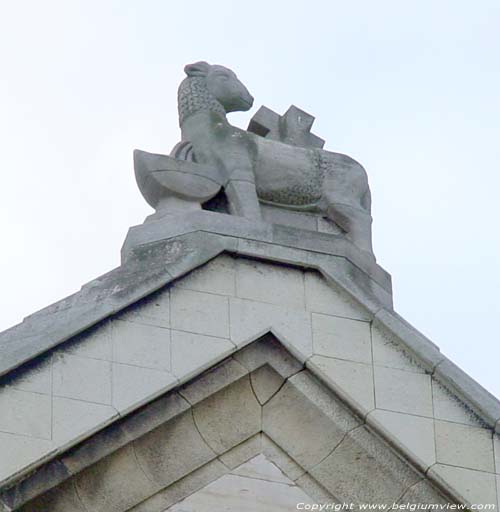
[0,254,499,508]
[6,335,452,510]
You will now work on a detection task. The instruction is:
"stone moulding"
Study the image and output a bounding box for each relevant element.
[0,336,455,511]
[0,217,499,446]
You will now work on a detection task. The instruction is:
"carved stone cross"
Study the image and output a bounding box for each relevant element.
[247,105,325,149]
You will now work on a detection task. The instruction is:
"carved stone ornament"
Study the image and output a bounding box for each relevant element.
[134,61,373,254]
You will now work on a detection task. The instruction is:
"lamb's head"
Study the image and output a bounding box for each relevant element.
[179,61,254,124]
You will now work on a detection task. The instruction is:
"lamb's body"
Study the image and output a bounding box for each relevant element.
[177,61,373,254]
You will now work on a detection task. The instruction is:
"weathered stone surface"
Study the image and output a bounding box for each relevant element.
[374,365,433,417]
[367,409,436,470]
[0,432,53,485]
[167,459,315,512]
[193,376,261,454]
[0,388,51,439]
[429,463,498,506]
[261,434,305,481]
[75,444,159,512]
[308,355,375,414]
[305,270,371,321]
[371,322,425,373]
[173,254,236,296]
[250,364,284,405]
[133,410,216,489]
[231,454,293,484]
[312,313,372,364]
[230,296,313,357]
[130,459,227,512]
[310,426,420,504]
[52,352,112,404]
[116,289,170,329]
[112,320,171,371]
[170,288,230,338]
[112,363,177,414]
[263,371,360,469]
[235,258,305,310]
[232,334,303,378]
[20,480,87,512]
[434,420,495,472]
[435,358,500,430]
[397,479,451,505]
[52,396,117,445]
[171,330,234,380]
[432,378,484,427]
[179,357,248,405]
[218,434,262,470]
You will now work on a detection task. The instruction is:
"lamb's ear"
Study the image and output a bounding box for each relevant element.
[184,61,210,77]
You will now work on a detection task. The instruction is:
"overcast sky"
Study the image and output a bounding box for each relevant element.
[0,1,498,397]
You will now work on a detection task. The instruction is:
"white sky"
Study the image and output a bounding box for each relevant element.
[0,1,498,397]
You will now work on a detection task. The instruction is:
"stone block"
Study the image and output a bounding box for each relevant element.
[133,410,216,488]
[296,474,337,505]
[308,355,375,414]
[374,366,433,417]
[261,434,305,481]
[434,420,495,472]
[0,388,51,439]
[429,463,498,507]
[171,330,234,381]
[170,288,229,338]
[112,320,171,371]
[232,335,303,379]
[52,353,112,405]
[263,371,359,470]
[310,426,420,504]
[250,365,284,405]
[235,258,305,310]
[173,254,236,296]
[167,472,315,511]
[9,357,52,395]
[432,378,484,427]
[373,309,444,371]
[312,313,371,364]
[0,432,53,486]
[261,205,318,231]
[52,396,117,445]
[371,323,425,373]
[193,376,261,455]
[64,321,113,360]
[75,444,158,512]
[305,270,371,321]
[397,479,451,505]
[19,480,87,512]
[112,362,177,414]
[229,297,312,359]
[231,454,293,484]
[179,357,248,405]
[131,459,227,512]
[218,434,262,470]
[435,358,500,429]
[317,216,342,234]
[367,409,436,470]
[115,288,170,329]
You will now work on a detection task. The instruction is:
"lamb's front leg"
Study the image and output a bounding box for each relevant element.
[225,168,262,220]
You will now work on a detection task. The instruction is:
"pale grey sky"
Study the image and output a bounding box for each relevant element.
[0,1,499,396]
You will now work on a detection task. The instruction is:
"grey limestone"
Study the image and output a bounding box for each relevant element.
[310,425,421,504]
[250,365,285,405]
[435,358,500,431]
[263,371,360,470]
[192,375,261,454]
